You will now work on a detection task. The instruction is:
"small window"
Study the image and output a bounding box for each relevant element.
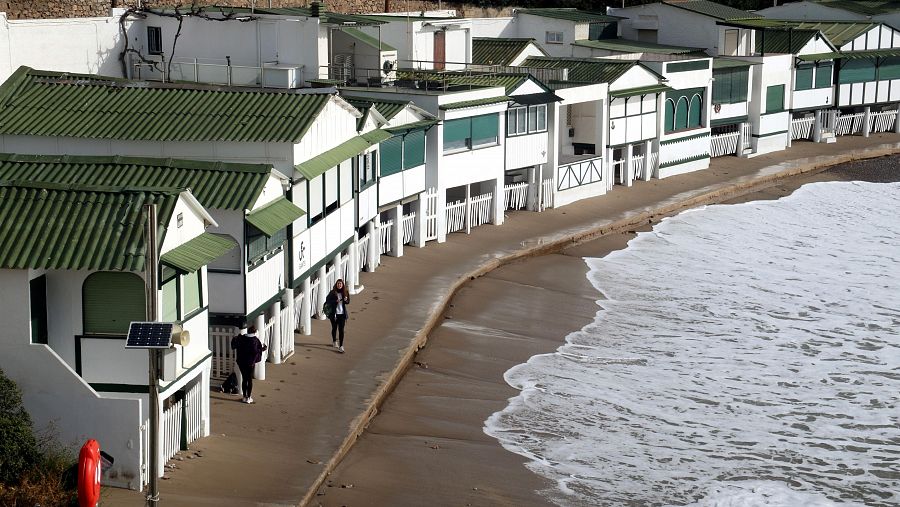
[723,29,739,56]
[161,276,178,322]
[535,104,547,131]
[30,275,48,345]
[183,270,202,316]
[546,31,564,44]
[815,62,833,88]
[765,84,785,113]
[147,26,163,55]
[795,64,814,91]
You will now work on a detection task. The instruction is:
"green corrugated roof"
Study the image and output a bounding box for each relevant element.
[713,58,756,69]
[0,66,331,143]
[161,232,237,273]
[245,196,305,237]
[472,38,547,66]
[724,18,878,47]
[384,119,439,134]
[757,28,819,54]
[339,27,397,51]
[0,181,178,271]
[439,96,510,110]
[609,84,672,97]
[294,130,391,180]
[520,57,638,84]
[663,0,762,20]
[812,0,900,16]
[0,153,270,210]
[344,96,409,120]
[572,38,704,55]
[798,47,900,60]
[517,9,622,23]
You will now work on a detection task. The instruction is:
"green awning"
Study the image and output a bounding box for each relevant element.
[294,130,391,180]
[160,233,238,273]
[439,96,510,110]
[246,197,305,237]
[385,119,439,134]
[609,84,672,98]
[713,58,757,69]
[798,48,900,61]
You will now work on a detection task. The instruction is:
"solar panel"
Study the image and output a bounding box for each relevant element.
[125,322,174,349]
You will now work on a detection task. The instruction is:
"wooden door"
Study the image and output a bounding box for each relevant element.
[433,30,445,70]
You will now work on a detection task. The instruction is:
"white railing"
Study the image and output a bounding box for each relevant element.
[357,233,370,271]
[161,398,183,466]
[280,308,294,361]
[423,188,439,241]
[402,212,416,245]
[469,192,493,228]
[293,291,305,331]
[791,117,814,141]
[325,265,337,293]
[445,200,466,234]
[379,219,394,255]
[710,131,740,157]
[132,55,303,89]
[184,381,203,448]
[339,253,350,282]
[648,151,659,177]
[541,179,554,209]
[209,325,239,380]
[612,158,627,185]
[741,123,751,151]
[556,154,603,192]
[630,154,646,180]
[309,278,320,318]
[835,112,864,136]
[260,318,275,364]
[504,182,529,210]
[869,110,897,133]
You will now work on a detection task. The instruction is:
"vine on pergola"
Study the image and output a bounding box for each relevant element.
[118,3,258,81]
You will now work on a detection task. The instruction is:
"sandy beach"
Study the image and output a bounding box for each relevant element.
[316,154,900,507]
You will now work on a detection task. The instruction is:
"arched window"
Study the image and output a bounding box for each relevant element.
[675,96,689,131]
[688,94,703,128]
[83,272,145,335]
[665,99,677,133]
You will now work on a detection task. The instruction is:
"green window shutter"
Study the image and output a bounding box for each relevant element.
[712,70,731,103]
[471,113,499,146]
[665,99,676,133]
[403,130,425,169]
[161,277,178,322]
[688,94,702,128]
[815,62,833,88]
[878,57,900,80]
[83,272,146,335]
[380,135,403,176]
[765,85,784,113]
[795,64,813,91]
[675,97,689,130]
[839,58,876,84]
[183,270,201,315]
[443,118,470,142]
[733,68,748,102]
[30,276,48,344]
[247,232,266,261]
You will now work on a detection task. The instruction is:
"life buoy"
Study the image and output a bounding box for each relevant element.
[78,439,101,507]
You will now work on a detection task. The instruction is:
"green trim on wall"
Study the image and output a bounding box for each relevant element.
[667,60,710,73]
[660,131,710,146]
[659,154,710,169]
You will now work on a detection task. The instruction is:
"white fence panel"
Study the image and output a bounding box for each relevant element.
[339,253,350,282]
[612,158,627,184]
[357,233,370,271]
[379,219,394,255]
[402,213,416,245]
[445,200,466,234]
[630,154,646,180]
[161,398,183,466]
[280,308,294,361]
[424,188,439,241]
[184,381,203,447]
[309,278,320,318]
[325,265,337,293]
[710,132,740,157]
[741,123,751,151]
[209,325,239,380]
[259,318,275,364]
[791,117,814,141]
[293,291,305,331]
[870,110,897,133]
[541,179,554,209]
[504,182,529,210]
[835,112,864,136]
[469,192,493,228]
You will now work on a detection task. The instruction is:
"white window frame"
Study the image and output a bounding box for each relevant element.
[506,104,548,137]
[546,31,564,45]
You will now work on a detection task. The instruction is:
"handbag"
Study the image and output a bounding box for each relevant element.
[323,301,336,319]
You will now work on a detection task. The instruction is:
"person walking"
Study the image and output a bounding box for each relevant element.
[324,279,350,353]
[232,324,266,403]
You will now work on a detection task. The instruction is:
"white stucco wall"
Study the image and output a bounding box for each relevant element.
[468,17,514,38]
[514,14,576,58]
[293,99,360,164]
[0,11,128,83]
[750,55,791,155]
[610,4,720,54]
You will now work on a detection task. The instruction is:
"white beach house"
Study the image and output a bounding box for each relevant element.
[0,173,226,490]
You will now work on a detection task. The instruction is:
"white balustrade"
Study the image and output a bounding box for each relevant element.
[630,154,646,179]
[445,200,466,234]
[835,112,864,136]
[402,212,416,245]
[469,192,493,228]
[710,131,740,157]
[504,182,529,210]
[869,110,897,133]
[379,219,394,255]
[791,117,814,141]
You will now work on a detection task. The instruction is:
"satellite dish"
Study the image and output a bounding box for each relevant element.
[382,60,395,75]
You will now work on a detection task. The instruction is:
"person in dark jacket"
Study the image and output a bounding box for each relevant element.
[324,279,350,353]
[231,325,266,403]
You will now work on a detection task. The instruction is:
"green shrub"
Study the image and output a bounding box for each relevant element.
[0,367,39,484]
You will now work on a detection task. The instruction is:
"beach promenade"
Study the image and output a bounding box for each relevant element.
[103,134,900,506]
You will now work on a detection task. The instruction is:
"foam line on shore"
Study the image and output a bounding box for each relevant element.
[299,142,900,507]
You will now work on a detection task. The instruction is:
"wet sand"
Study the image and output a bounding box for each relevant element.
[318,156,900,507]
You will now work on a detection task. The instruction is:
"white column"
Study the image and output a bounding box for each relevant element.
[349,236,361,294]
[863,106,871,137]
[282,287,293,353]
[813,113,823,143]
[253,313,266,380]
[436,188,448,243]
[201,363,210,436]
[389,204,403,257]
[894,104,900,134]
[154,392,164,478]
[267,300,281,365]
[607,146,615,191]
[492,176,504,225]
[643,140,653,180]
[526,165,537,211]
[367,217,380,270]
[464,184,472,234]
[411,193,426,247]
[624,145,633,188]
[316,264,327,320]
[300,277,311,336]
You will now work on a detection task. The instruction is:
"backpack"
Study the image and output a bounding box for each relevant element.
[323,301,336,319]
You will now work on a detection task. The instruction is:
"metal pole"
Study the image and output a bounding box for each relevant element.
[143,204,160,506]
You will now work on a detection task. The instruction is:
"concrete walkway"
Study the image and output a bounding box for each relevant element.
[102,135,900,506]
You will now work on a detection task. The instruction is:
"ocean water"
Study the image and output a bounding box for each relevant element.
[484,181,900,507]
